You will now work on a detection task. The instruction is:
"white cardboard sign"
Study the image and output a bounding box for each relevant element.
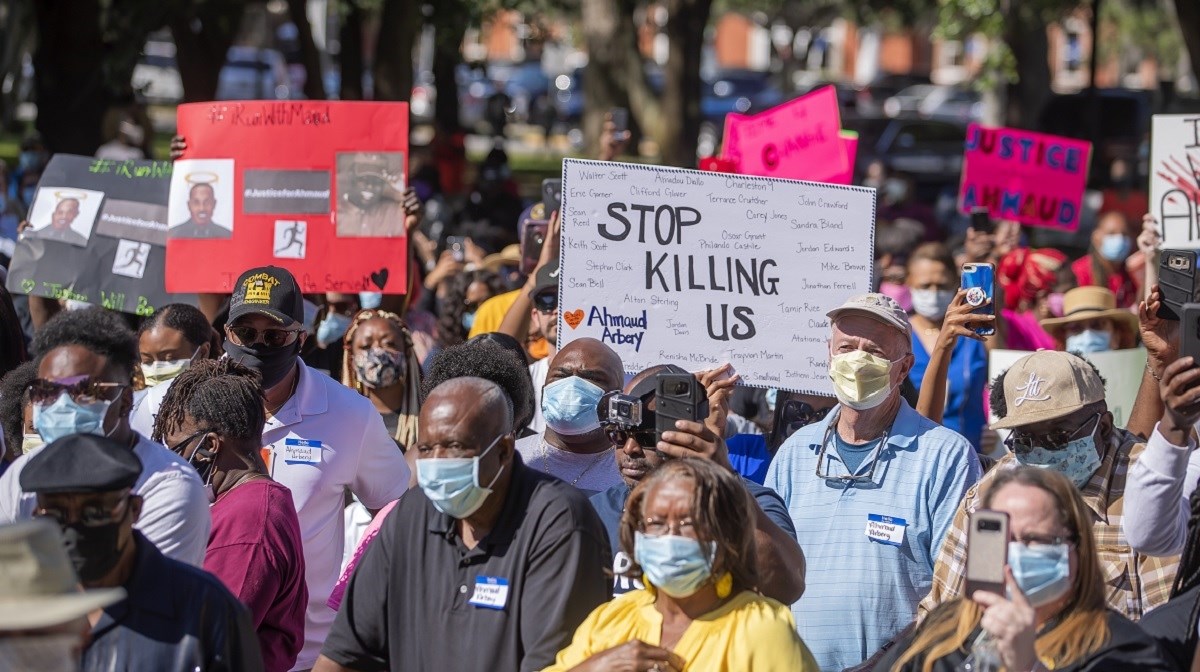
[557,159,876,394]
[1150,115,1200,249]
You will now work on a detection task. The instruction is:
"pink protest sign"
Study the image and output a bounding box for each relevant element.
[958,123,1091,231]
[828,132,858,185]
[721,86,848,182]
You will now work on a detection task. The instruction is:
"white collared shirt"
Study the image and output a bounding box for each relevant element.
[132,360,411,670]
[0,432,211,567]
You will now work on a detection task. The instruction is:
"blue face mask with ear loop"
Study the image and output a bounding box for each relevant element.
[316,311,352,347]
[1099,234,1132,262]
[33,392,116,443]
[542,376,605,435]
[634,532,718,598]
[416,433,507,519]
[1008,541,1071,606]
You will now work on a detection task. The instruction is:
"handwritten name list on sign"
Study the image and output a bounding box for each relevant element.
[557,159,875,394]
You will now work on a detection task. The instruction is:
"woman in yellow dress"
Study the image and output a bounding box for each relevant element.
[543,457,817,672]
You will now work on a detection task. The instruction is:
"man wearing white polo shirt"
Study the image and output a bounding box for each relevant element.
[132,266,410,672]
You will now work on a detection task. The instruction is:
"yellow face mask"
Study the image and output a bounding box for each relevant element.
[829,350,895,410]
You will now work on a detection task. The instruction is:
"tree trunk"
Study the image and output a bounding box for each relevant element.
[581,0,663,158]
[1175,0,1200,88]
[662,0,712,166]
[339,1,365,100]
[32,0,108,155]
[170,3,244,103]
[1004,9,1051,129]
[286,0,326,100]
[373,0,419,102]
[432,0,469,132]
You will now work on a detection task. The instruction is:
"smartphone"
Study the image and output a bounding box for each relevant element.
[1157,249,1200,320]
[961,262,996,336]
[446,236,466,263]
[519,221,548,276]
[768,392,834,453]
[610,107,629,135]
[1182,304,1200,364]
[964,509,1009,597]
[542,178,562,215]
[970,207,994,235]
[654,373,709,439]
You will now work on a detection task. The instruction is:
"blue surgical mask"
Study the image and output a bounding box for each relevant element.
[1066,328,1111,354]
[1014,425,1103,489]
[1099,234,1131,262]
[316,311,352,347]
[542,376,605,436]
[634,532,717,598]
[1008,541,1071,607]
[416,433,506,519]
[359,292,384,309]
[33,392,116,444]
[462,311,476,331]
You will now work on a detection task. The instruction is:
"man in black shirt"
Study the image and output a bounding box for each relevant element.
[316,377,611,672]
[20,433,261,672]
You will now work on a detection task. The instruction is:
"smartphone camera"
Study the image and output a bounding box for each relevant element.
[976,519,1003,532]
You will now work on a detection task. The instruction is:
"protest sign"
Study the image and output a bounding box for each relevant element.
[557,158,875,393]
[958,123,1091,231]
[987,348,1145,454]
[1150,114,1200,249]
[5,154,196,316]
[721,86,850,184]
[166,101,409,294]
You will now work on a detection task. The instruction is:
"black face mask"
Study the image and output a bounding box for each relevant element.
[62,508,128,582]
[224,339,300,388]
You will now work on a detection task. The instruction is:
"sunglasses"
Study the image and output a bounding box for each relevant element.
[533,291,558,314]
[1005,412,1101,454]
[603,426,659,449]
[780,400,831,436]
[227,325,303,348]
[26,376,127,406]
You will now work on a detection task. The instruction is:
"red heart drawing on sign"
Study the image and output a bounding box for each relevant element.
[564,309,585,329]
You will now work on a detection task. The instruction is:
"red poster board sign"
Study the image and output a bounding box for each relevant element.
[166,101,409,294]
[721,86,849,183]
[958,123,1091,231]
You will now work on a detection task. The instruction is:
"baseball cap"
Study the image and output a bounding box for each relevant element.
[229,266,305,327]
[991,351,1106,430]
[826,293,911,337]
[0,519,125,630]
[531,261,560,296]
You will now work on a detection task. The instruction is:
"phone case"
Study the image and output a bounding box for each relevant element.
[961,263,996,336]
[964,509,1008,597]
[1182,303,1200,365]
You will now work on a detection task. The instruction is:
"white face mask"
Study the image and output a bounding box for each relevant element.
[0,634,80,672]
[829,350,899,410]
[910,288,955,321]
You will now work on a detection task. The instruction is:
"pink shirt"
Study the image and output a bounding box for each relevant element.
[1002,309,1057,352]
[328,498,400,611]
[205,479,308,672]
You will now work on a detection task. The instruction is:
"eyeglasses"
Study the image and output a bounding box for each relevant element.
[532,291,558,314]
[641,517,698,538]
[815,412,889,484]
[1005,412,1101,455]
[604,426,659,449]
[227,324,303,348]
[1012,533,1077,548]
[26,376,127,406]
[168,429,212,457]
[35,492,131,527]
[780,400,831,438]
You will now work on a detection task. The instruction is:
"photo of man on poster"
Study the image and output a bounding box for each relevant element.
[26,187,104,247]
[168,159,235,240]
[335,152,406,238]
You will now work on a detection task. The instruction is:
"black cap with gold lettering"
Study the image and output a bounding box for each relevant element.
[228,265,305,327]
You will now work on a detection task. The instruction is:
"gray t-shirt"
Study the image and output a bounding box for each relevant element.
[516,433,622,497]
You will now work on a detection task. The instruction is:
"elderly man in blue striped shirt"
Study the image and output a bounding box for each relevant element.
[767,293,981,671]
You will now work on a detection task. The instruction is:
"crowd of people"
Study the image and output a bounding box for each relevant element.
[2,116,1200,672]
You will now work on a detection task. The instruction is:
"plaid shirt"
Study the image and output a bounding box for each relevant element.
[918,429,1179,621]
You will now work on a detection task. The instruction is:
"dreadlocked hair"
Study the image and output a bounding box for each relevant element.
[1171,474,1200,637]
[152,358,265,446]
[340,309,421,447]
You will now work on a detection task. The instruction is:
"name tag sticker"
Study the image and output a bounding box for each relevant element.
[469,576,509,610]
[865,514,906,546]
[283,438,322,465]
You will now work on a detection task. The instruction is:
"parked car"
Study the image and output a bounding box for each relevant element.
[882,84,939,118]
[216,47,293,100]
[858,72,932,116]
[919,87,983,122]
[132,40,183,105]
[849,116,968,184]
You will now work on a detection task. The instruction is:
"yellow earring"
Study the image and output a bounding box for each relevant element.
[715,572,733,599]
